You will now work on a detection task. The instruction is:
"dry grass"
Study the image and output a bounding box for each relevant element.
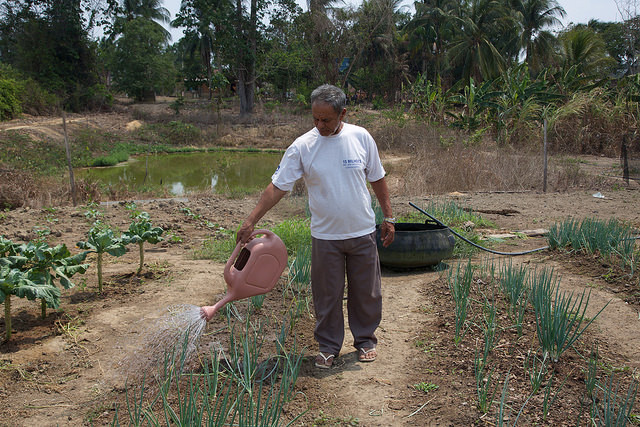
[549,89,635,157]
[0,170,148,209]
[374,119,615,195]
[0,170,74,209]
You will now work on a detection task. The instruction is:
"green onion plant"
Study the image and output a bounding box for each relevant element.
[523,349,549,394]
[474,347,498,414]
[448,259,474,345]
[288,243,311,292]
[585,344,599,398]
[116,314,306,425]
[542,372,566,422]
[479,292,498,363]
[499,260,529,315]
[548,217,638,273]
[496,371,511,427]
[530,267,609,362]
[590,373,638,426]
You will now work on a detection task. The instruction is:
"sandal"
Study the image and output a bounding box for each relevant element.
[315,352,335,369]
[358,347,377,362]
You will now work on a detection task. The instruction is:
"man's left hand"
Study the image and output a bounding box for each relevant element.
[380,222,395,247]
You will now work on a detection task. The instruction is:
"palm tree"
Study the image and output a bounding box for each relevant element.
[560,26,614,77]
[343,0,407,97]
[172,0,227,99]
[447,0,513,84]
[511,0,566,72]
[306,0,346,84]
[114,0,172,42]
[405,0,458,79]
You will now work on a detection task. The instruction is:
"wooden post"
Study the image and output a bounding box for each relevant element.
[543,119,548,193]
[62,111,77,206]
[622,133,630,185]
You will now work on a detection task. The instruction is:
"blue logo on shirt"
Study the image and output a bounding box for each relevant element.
[343,159,363,169]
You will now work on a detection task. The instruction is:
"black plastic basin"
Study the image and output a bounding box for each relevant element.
[376,222,455,268]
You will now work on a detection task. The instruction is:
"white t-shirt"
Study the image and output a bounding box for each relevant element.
[272,122,386,240]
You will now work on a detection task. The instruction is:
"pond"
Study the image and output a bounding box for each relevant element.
[75,151,283,196]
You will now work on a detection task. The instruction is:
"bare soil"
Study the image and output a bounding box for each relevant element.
[1,104,640,426]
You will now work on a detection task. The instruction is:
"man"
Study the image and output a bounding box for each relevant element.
[236,84,395,369]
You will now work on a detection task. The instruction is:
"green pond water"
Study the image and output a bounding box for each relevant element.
[75,151,282,196]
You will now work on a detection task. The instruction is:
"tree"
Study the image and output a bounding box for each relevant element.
[172,0,236,99]
[614,0,640,74]
[587,20,629,74]
[344,0,408,100]
[560,26,615,77]
[0,0,100,111]
[511,0,566,73]
[447,0,512,84]
[404,0,458,80]
[260,0,311,99]
[173,0,216,99]
[305,0,350,85]
[234,0,260,116]
[111,17,176,101]
[109,0,172,42]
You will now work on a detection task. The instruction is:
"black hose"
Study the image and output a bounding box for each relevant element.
[409,202,550,256]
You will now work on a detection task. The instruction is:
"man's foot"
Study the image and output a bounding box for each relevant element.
[315,352,335,369]
[358,347,377,362]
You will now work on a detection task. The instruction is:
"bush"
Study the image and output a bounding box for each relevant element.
[0,64,58,116]
[137,121,202,146]
[66,83,113,112]
[90,151,129,167]
[18,79,58,115]
[0,79,22,120]
[164,120,201,144]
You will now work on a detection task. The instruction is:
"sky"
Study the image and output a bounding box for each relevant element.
[558,0,623,26]
[162,0,626,43]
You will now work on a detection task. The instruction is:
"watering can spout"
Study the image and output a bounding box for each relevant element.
[200,295,233,321]
[201,229,287,322]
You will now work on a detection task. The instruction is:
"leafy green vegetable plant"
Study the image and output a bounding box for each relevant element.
[1,236,88,339]
[414,382,439,393]
[0,264,28,340]
[77,222,126,292]
[121,211,164,275]
[10,240,88,318]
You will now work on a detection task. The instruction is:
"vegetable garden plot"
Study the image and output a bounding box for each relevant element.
[404,257,639,426]
[1,188,640,425]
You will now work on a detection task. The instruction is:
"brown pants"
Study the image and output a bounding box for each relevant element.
[311,231,382,355]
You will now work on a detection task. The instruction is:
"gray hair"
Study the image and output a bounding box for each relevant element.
[310,84,346,113]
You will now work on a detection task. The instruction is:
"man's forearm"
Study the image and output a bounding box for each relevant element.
[245,183,287,226]
[370,177,392,218]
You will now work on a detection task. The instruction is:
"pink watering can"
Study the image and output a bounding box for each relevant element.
[200,230,288,321]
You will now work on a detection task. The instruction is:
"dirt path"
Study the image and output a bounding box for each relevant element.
[294,270,441,426]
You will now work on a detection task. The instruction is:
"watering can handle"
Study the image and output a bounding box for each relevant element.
[224,229,274,277]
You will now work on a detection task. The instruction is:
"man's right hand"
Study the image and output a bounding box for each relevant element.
[235,183,287,244]
[236,221,255,243]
